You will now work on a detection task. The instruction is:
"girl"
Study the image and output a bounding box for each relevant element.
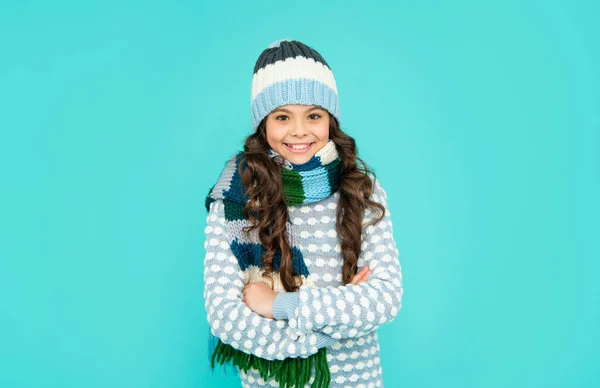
[203,39,403,388]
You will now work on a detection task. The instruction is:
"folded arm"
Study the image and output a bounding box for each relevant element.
[204,200,337,361]
[272,180,403,340]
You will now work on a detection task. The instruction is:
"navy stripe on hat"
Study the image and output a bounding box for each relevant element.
[253,39,331,74]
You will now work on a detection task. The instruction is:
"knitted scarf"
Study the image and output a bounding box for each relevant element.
[205,140,342,388]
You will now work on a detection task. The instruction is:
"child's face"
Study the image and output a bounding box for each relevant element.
[265,104,330,165]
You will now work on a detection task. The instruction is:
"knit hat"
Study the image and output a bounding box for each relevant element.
[250,38,341,131]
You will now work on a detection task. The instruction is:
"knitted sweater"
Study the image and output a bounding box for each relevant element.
[203,178,403,388]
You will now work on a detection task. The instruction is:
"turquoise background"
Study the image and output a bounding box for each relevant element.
[1,0,598,387]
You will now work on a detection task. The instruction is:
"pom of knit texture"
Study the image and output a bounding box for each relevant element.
[268,38,291,49]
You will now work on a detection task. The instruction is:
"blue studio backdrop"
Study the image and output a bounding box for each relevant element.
[0,1,598,387]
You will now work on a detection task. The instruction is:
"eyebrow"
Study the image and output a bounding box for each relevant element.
[271,106,324,114]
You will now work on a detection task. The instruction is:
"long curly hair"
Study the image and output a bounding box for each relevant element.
[239,113,385,292]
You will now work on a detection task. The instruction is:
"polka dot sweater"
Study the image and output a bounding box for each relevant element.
[203,179,403,387]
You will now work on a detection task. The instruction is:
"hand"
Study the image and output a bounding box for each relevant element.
[350,266,371,285]
[242,282,277,319]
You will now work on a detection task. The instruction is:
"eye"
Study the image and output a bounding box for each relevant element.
[275,115,289,121]
[308,113,321,120]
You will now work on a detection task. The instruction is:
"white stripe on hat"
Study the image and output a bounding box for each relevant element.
[251,56,338,101]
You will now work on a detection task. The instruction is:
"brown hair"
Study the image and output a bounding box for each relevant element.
[239,114,385,292]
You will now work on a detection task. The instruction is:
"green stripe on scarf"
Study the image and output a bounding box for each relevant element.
[281,169,305,206]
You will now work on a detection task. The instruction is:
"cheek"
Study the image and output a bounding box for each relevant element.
[265,124,285,147]
[316,122,330,140]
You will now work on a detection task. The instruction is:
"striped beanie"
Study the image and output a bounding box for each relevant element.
[250,39,341,131]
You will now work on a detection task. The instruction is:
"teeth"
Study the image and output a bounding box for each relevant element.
[288,143,310,150]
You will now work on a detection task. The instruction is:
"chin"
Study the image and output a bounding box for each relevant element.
[285,153,315,164]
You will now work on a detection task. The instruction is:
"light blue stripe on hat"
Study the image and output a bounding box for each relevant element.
[251,78,340,130]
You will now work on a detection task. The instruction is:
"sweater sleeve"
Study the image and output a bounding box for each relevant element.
[203,200,337,361]
[272,179,403,340]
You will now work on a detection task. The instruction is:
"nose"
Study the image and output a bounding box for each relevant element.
[290,118,308,137]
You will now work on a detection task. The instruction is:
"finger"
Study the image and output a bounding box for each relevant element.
[356,266,369,277]
[355,271,369,284]
[350,272,362,285]
[357,266,369,277]
[354,268,372,285]
[360,270,372,284]
[350,267,368,285]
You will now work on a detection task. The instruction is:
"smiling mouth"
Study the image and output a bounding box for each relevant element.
[284,142,314,153]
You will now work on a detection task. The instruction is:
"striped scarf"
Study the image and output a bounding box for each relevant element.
[205,140,342,388]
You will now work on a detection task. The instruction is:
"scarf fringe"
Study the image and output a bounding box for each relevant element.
[207,329,237,377]
[210,338,331,388]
